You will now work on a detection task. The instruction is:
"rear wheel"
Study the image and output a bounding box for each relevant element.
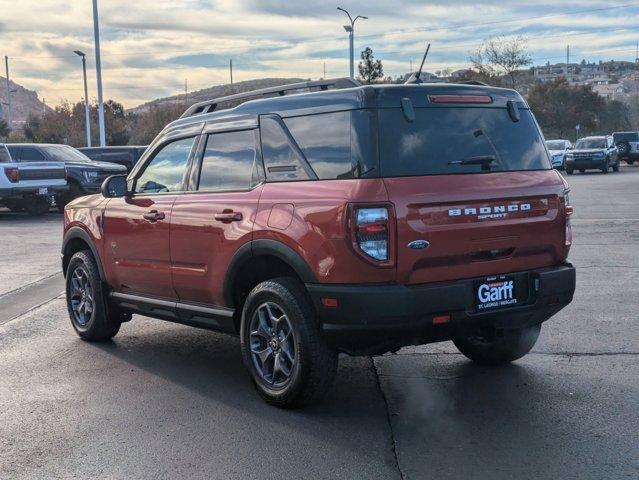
[240,277,338,408]
[453,323,541,365]
[65,250,121,341]
[56,183,83,212]
[25,196,50,215]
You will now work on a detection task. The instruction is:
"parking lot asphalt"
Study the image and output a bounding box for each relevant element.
[1,168,638,479]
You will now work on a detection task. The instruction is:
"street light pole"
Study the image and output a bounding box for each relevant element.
[337,7,367,79]
[92,0,106,146]
[4,56,12,131]
[74,51,92,147]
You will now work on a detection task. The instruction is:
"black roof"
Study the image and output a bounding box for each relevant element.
[163,81,526,135]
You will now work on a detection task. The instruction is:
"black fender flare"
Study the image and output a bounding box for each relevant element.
[223,239,317,307]
[61,226,106,281]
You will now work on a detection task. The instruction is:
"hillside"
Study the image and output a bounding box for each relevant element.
[0,76,49,128]
[128,77,306,114]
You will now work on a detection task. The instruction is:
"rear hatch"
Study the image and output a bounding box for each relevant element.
[17,161,66,184]
[378,92,567,285]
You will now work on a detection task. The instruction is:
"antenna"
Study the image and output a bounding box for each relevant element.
[405,43,430,84]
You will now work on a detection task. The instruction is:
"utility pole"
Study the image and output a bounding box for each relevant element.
[410,60,413,73]
[184,78,188,104]
[566,44,570,78]
[74,50,91,147]
[337,7,368,78]
[4,56,12,131]
[230,59,233,85]
[323,62,326,79]
[92,0,106,146]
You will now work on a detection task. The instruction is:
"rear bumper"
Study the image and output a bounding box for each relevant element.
[306,263,576,355]
[0,184,68,199]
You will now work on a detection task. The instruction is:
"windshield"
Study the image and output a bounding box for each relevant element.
[42,145,95,163]
[0,146,12,163]
[576,139,606,149]
[546,140,566,150]
[379,107,550,176]
[613,132,639,143]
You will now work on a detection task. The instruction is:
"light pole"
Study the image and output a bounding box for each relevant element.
[74,50,92,147]
[337,7,367,79]
[92,0,106,146]
[4,56,12,131]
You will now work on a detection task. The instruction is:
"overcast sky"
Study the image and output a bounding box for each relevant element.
[1,0,638,108]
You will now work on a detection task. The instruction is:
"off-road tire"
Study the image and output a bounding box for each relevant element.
[453,323,541,365]
[240,277,338,408]
[612,161,620,172]
[65,250,121,341]
[601,159,610,174]
[565,166,574,175]
[56,182,83,212]
[25,197,50,215]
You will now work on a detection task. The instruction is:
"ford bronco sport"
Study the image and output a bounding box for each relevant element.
[62,79,576,407]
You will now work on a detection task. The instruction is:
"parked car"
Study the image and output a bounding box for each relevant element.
[612,131,639,165]
[78,146,148,172]
[0,143,67,215]
[545,139,572,170]
[564,136,619,174]
[61,79,576,407]
[7,144,127,210]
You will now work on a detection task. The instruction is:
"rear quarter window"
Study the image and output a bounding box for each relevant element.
[379,107,550,176]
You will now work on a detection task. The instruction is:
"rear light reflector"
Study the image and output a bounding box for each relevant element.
[355,207,389,261]
[428,95,493,104]
[321,298,339,309]
[433,314,451,325]
[4,167,19,183]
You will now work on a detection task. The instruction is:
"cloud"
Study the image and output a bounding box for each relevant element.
[0,0,637,108]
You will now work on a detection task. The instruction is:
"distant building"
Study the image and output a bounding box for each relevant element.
[592,83,629,100]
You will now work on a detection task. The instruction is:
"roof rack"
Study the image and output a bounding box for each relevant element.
[180,77,361,118]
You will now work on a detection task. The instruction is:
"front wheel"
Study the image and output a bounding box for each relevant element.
[601,159,610,174]
[240,277,338,408]
[65,250,121,341]
[565,166,574,175]
[453,323,541,365]
[612,162,620,172]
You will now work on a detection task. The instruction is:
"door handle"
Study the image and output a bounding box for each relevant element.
[143,210,165,222]
[214,211,243,223]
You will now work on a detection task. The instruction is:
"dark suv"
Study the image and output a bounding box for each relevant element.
[78,146,148,172]
[612,131,639,164]
[7,144,127,209]
[61,79,576,407]
[564,136,619,174]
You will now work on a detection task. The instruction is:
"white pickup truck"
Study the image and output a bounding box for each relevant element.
[0,143,68,215]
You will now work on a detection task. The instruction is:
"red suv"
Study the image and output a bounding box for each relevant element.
[62,79,576,407]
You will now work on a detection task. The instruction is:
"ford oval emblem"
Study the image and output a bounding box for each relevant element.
[407,240,430,250]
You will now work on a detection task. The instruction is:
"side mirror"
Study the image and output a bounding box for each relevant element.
[101,174,129,198]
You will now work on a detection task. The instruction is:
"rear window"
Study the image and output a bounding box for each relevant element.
[43,145,93,163]
[613,132,639,143]
[379,107,550,176]
[0,146,11,163]
[546,140,567,150]
[576,138,605,149]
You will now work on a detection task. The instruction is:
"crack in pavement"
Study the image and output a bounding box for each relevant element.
[370,356,406,480]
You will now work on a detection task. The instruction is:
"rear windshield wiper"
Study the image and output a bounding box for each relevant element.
[448,155,496,171]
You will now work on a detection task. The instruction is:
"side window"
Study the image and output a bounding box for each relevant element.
[7,146,20,160]
[284,111,357,179]
[135,137,195,194]
[260,115,315,182]
[198,130,261,192]
[20,147,46,162]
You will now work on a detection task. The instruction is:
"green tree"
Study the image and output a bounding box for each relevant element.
[358,47,384,84]
[528,78,605,139]
[0,119,10,139]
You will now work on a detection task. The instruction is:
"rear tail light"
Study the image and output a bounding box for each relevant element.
[428,94,493,104]
[564,189,573,247]
[4,166,19,183]
[349,205,395,266]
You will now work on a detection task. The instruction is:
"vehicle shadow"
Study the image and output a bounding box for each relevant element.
[92,319,400,477]
[375,352,635,479]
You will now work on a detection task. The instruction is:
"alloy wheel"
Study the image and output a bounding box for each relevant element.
[249,302,297,388]
[69,266,94,326]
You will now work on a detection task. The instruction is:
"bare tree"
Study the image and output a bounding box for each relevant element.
[469,36,532,88]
